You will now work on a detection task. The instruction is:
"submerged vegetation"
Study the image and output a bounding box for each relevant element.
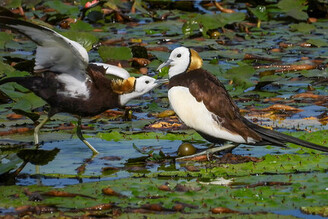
[0,0,328,218]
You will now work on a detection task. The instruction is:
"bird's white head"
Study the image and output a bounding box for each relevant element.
[157,46,203,78]
[119,76,168,106]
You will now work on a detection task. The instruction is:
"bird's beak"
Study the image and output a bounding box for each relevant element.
[153,78,169,88]
[157,59,173,71]
[155,78,169,84]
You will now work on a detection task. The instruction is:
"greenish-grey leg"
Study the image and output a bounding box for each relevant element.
[34,116,50,146]
[76,117,99,154]
[175,143,237,161]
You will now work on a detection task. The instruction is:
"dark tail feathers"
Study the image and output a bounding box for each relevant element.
[0,77,24,85]
[242,117,328,152]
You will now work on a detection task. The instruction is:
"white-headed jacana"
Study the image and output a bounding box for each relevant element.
[157,46,328,153]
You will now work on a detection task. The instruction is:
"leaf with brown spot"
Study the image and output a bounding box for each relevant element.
[158,184,171,191]
[177,154,208,162]
[0,127,31,136]
[141,203,163,211]
[216,153,262,164]
[100,156,122,161]
[102,187,125,197]
[184,165,200,172]
[75,164,86,174]
[83,203,114,211]
[43,190,95,199]
[211,207,239,214]
[147,46,169,52]
[243,53,280,62]
[173,203,184,212]
[246,181,292,188]
[174,184,201,192]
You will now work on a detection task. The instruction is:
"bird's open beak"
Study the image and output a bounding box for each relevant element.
[155,78,169,84]
[157,59,173,71]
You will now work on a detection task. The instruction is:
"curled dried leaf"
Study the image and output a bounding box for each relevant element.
[261,104,303,112]
[214,2,235,13]
[291,93,321,99]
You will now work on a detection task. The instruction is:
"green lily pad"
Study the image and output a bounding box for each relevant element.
[249,5,269,21]
[301,206,328,217]
[61,31,98,52]
[277,0,308,20]
[98,46,132,61]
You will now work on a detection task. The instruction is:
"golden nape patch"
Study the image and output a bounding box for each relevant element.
[111,77,136,94]
[187,49,203,72]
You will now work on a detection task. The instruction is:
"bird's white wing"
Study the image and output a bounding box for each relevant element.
[0,17,88,82]
[90,62,130,79]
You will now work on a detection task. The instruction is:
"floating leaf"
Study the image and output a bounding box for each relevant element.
[70,20,94,32]
[44,0,79,17]
[277,0,308,20]
[306,38,328,47]
[61,31,98,51]
[290,23,315,33]
[98,46,132,61]
[0,32,13,49]
[182,20,200,37]
[249,5,269,21]
[224,63,255,90]
[17,148,60,165]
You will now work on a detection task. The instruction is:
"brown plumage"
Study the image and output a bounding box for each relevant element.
[168,69,261,142]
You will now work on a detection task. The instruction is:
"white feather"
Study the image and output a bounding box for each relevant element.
[56,74,89,99]
[90,62,130,79]
[168,86,253,144]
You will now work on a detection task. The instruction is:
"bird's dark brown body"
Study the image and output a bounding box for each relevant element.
[1,64,120,117]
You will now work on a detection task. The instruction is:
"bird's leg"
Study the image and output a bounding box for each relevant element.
[176,143,237,161]
[34,116,50,147]
[76,117,99,154]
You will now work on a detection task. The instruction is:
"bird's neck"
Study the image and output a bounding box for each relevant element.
[168,69,184,79]
[168,63,189,79]
[119,92,142,106]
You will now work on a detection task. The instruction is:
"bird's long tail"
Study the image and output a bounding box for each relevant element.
[242,118,328,152]
[0,77,26,86]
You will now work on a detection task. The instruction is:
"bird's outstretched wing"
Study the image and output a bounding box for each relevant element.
[0,16,88,82]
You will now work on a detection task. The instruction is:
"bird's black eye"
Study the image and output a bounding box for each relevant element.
[177,53,182,58]
[145,80,150,84]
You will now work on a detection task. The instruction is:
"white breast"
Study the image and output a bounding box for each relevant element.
[168,86,247,143]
